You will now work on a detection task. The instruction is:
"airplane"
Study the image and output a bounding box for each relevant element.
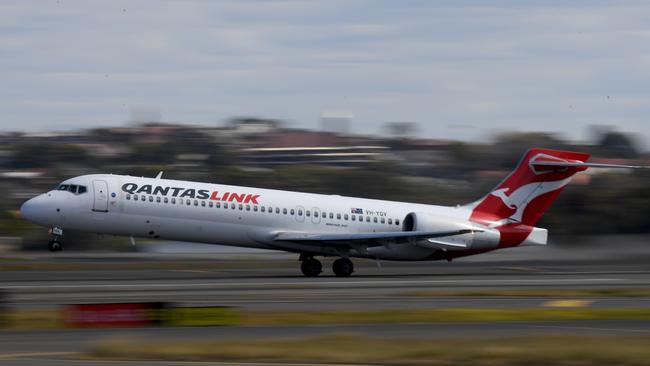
[19,148,644,277]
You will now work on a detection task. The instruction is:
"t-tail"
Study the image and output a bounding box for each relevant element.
[467,148,643,247]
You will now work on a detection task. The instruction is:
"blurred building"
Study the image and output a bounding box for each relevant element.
[320,113,351,135]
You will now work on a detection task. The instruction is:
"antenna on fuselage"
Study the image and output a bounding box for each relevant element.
[155,171,163,179]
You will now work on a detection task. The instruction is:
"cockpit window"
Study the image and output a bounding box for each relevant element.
[57,184,88,195]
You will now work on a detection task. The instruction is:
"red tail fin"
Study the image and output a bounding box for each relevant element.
[469,148,590,227]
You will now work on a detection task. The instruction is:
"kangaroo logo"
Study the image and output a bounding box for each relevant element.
[489,177,573,223]
[491,188,516,210]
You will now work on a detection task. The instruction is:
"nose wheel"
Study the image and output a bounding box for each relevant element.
[47,227,63,252]
[332,258,354,277]
[48,240,62,252]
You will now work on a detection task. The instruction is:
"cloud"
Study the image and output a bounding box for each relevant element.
[0,0,648,147]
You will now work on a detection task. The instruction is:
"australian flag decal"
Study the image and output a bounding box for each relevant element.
[351,208,364,214]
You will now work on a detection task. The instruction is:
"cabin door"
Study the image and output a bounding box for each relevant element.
[92,180,109,212]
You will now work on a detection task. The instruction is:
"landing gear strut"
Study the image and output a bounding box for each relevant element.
[332,258,354,277]
[48,227,63,252]
[300,256,322,277]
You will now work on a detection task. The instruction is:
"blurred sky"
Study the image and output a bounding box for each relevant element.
[1,0,650,144]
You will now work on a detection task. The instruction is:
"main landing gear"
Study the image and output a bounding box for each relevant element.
[332,258,354,277]
[47,227,63,252]
[300,257,322,277]
[299,255,355,277]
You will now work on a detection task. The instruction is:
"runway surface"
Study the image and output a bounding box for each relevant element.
[2,243,650,310]
[1,242,649,365]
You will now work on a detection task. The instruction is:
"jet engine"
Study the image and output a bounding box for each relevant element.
[402,212,499,250]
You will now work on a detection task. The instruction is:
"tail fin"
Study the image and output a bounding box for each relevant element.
[468,148,590,227]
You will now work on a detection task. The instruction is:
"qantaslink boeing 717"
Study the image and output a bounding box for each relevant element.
[20,148,644,277]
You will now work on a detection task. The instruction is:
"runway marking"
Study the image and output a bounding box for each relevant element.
[54,358,375,366]
[0,278,624,290]
[543,299,593,308]
[529,324,650,334]
[0,351,74,360]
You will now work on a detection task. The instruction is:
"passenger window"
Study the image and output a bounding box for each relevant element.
[238,204,243,210]
[329,213,334,219]
[366,216,370,222]
[298,209,303,216]
[381,218,385,224]
[261,206,266,212]
[171,198,176,204]
[396,219,400,226]
[337,213,341,219]
[134,195,139,201]
[78,186,87,194]
[216,202,221,208]
[126,194,131,200]
[275,208,280,214]
[231,203,236,209]
[351,215,356,221]
[201,201,206,207]
[209,201,213,207]
[186,199,191,205]
[344,214,348,220]
[156,197,161,203]
[164,197,169,204]
[254,206,258,212]
[306,210,311,217]
[322,212,326,218]
[314,211,318,218]
[373,217,378,223]
[282,208,287,215]
[388,218,392,224]
[246,205,251,211]
[149,196,153,202]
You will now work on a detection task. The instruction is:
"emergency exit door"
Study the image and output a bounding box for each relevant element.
[92,180,109,212]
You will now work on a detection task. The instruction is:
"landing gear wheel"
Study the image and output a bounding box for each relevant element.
[332,258,354,277]
[300,258,322,277]
[48,240,62,252]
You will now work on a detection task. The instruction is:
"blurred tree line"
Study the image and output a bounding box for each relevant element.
[0,125,648,250]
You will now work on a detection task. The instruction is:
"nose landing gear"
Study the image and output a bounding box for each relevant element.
[47,227,63,252]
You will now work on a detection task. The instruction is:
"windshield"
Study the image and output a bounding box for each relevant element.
[56,184,87,195]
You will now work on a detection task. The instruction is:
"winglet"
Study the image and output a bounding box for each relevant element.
[155,171,163,179]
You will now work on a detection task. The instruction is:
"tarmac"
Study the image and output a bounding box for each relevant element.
[0,240,649,365]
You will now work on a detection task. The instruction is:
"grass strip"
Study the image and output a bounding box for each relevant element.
[86,334,650,365]
[405,288,650,298]
[6,307,650,330]
[240,307,650,325]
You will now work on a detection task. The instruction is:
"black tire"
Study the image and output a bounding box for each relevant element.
[48,240,62,252]
[300,258,322,277]
[332,258,354,277]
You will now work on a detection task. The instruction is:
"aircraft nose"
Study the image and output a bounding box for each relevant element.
[20,194,57,225]
[20,197,36,221]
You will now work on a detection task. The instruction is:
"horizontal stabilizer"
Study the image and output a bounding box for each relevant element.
[532,161,647,169]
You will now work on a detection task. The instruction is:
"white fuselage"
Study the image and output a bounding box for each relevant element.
[20,174,506,260]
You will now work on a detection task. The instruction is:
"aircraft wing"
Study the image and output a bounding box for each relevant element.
[273,229,476,248]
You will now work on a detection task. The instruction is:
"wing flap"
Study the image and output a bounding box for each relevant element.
[273,229,477,247]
